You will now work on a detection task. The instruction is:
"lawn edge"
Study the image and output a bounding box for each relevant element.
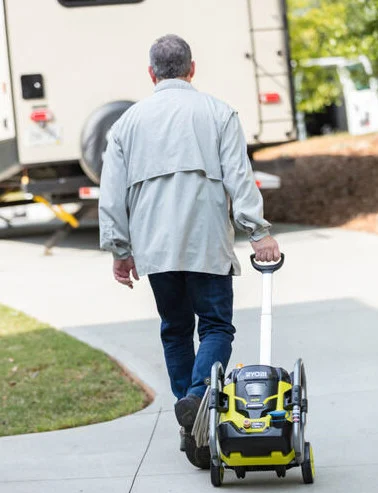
[108,354,155,407]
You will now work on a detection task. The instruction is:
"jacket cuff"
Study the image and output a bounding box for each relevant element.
[112,251,132,260]
[249,227,271,242]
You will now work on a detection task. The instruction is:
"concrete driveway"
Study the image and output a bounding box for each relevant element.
[0,224,377,492]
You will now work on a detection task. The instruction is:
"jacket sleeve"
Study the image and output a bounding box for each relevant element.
[98,130,132,259]
[220,112,271,241]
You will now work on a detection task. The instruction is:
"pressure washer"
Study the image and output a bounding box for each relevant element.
[204,254,315,486]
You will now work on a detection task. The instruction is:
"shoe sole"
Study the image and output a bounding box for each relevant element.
[184,434,210,470]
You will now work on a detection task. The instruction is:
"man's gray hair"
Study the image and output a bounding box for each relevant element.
[149,34,192,80]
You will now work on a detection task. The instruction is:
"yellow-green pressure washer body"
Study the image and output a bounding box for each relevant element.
[218,364,296,469]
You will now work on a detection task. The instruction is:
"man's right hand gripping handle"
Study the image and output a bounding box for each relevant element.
[250,235,280,263]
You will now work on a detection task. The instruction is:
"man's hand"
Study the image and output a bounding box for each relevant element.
[113,257,140,289]
[251,235,280,262]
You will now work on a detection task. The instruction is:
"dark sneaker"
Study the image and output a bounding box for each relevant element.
[184,434,210,470]
[174,394,202,429]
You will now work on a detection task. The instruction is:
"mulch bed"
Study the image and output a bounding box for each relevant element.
[256,133,378,234]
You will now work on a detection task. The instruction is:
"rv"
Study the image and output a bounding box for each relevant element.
[0,0,295,205]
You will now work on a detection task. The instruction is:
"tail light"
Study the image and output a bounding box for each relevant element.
[259,93,281,104]
[79,187,100,199]
[30,109,53,123]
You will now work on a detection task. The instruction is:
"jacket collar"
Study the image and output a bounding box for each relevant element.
[154,79,196,93]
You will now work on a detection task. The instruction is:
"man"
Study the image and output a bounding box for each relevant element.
[99,34,280,465]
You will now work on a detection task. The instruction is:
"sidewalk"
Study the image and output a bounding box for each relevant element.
[0,225,377,492]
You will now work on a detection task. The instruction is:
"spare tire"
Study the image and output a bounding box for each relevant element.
[80,100,134,184]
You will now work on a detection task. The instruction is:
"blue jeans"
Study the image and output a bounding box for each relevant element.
[148,271,235,400]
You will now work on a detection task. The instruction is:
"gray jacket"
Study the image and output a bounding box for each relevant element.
[99,79,270,276]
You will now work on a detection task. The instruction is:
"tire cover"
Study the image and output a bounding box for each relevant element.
[80,100,134,184]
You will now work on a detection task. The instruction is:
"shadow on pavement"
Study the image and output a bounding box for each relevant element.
[0,224,100,251]
[0,220,321,254]
[65,297,378,473]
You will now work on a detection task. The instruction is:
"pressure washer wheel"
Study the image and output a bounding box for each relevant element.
[301,442,315,484]
[209,362,226,486]
[211,462,224,487]
[292,358,309,463]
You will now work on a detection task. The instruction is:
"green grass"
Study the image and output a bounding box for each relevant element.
[0,304,149,437]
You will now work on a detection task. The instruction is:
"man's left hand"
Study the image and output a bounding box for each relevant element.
[113,257,140,289]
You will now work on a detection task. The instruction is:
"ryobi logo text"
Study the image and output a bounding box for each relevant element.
[245,371,268,378]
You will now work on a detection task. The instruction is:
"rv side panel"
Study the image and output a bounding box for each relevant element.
[5,0,261,166]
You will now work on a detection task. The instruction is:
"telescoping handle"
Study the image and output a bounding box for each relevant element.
[250,253,285,366]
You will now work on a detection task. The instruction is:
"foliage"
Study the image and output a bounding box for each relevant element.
[287,0,378,113]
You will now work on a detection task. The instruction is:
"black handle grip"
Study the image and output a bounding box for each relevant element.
[250,253,285,273]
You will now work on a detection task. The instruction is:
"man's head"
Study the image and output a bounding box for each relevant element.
[149,34,195,84]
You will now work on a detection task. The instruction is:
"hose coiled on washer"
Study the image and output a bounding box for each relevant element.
[191,385,211,448]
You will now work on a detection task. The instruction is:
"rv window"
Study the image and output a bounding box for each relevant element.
[58,0,144,7]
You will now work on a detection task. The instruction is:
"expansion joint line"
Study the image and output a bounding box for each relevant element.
[128,407,162,493]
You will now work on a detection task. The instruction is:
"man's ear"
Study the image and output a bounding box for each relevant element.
[148,66,157,84]
[189,61,196,79]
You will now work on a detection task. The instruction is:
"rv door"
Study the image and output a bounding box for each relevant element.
[248,0,296,144]
[0,0,18,184]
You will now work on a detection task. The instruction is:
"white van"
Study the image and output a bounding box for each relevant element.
[297,56,378,137]
[1,0,295,201]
